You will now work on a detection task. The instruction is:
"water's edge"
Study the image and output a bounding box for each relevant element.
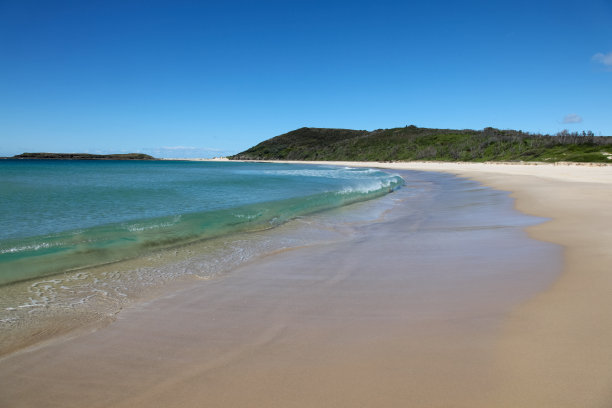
[0,168,561,361]
[0,167,406,356]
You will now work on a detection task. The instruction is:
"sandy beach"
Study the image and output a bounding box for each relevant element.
[1,161,611,407]
[291,161,612,407]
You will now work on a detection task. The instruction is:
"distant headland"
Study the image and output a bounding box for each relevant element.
[4,153,157,160]
[230,126,612,163]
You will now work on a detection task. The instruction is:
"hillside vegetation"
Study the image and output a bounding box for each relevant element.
[230,126,612,163]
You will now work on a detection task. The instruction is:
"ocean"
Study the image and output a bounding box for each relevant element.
[0,160,405,352]
[0,160,403,286]
[0,160,560,357]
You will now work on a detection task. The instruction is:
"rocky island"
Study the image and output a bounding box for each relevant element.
[6,152,156,160]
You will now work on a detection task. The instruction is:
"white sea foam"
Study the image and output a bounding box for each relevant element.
[0,242,53,254]
[337,176,401,195]
[260,167,384,179]
[125,215,182,232]
[232,213,261,220]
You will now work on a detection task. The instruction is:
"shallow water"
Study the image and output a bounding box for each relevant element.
[0,160,402,285]
[0,167,560,356]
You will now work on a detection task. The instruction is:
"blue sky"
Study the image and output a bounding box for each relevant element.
[1,0,611,157]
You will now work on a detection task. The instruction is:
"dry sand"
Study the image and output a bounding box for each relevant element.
[1,161,611,407]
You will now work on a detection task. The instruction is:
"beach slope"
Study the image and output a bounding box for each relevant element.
[305,161,612,407]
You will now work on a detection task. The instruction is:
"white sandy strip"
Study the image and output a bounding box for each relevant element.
[256,160,612,183]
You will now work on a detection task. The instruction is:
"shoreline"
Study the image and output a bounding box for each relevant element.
[1,161,611,406]
[160,160,612,405]
[278,160,612,406]
[0,163,402,357]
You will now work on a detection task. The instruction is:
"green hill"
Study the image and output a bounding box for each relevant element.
[230,126,612,163]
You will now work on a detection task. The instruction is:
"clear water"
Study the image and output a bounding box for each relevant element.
[0,166,561,358]
[0,160,403,286]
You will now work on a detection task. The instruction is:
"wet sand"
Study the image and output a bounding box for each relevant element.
[1,163,610,407]
[296,161,612,407]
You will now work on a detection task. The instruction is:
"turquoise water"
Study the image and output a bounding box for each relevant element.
[0,160,403,285]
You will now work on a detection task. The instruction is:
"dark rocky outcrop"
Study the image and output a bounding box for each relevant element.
[8,153,156,160]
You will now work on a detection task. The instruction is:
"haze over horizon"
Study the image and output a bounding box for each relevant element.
[1,0,611,158]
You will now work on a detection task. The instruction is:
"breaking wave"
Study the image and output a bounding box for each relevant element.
[0,166,403,286]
